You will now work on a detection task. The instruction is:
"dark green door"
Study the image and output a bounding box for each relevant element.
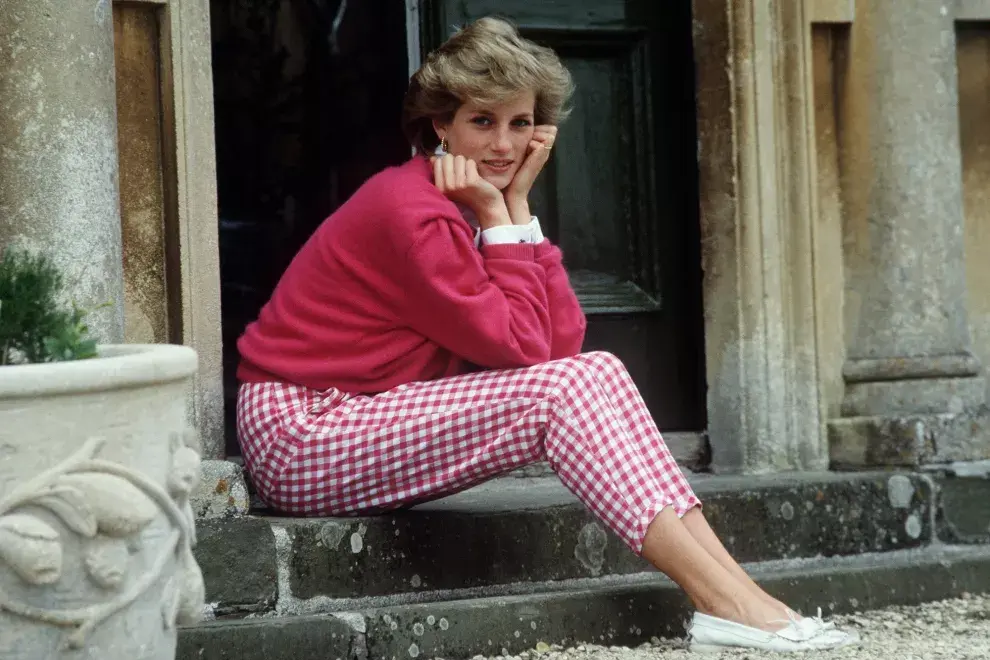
[422,0,706,432]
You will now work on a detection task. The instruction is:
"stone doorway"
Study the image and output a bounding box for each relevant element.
[210,0,709,461]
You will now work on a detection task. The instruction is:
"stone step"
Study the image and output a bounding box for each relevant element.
[193,471,946,616]
[177,544,990,660]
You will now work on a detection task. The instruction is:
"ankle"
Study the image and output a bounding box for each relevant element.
[699,596,790,632]
[745,583,800,621]
[694,595,748,626]
[762,594,801,621]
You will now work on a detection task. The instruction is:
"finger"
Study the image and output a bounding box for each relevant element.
[466,159,479,184]
[442,154,455,190]
[525,140,548,168]
[544,126,558,147]
[511,143,546,191]
[533,125,557,139]
[454,155,467,189]
[433,156,445,192]
[533,131,556,150]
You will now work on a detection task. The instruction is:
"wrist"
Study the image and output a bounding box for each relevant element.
[476,199,512,230]
[505,196,531,225]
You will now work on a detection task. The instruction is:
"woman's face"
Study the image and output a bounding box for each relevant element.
[434,91,536,190]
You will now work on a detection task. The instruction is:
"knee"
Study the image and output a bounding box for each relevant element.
[546,351,627,399]
[575,351,629,379]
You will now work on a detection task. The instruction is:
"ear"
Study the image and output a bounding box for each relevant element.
[431,119,447,143]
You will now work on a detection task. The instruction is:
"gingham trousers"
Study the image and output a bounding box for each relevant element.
[236,351,700,553]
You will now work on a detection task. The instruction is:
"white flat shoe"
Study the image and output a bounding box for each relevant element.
[687,611,860,653]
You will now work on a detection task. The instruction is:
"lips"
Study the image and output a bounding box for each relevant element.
[481,160,514,172]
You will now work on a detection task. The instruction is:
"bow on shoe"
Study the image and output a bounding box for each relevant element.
[766,608,821,642]
[793,607,838,635]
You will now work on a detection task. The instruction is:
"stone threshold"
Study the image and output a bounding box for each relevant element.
[190,469,990,618]
[178,544,990,660]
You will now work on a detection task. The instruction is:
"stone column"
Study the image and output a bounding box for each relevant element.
[694,0,828,473]
[829,0,989,467]
[0,0,124,343]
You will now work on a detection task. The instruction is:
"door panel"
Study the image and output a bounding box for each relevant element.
[422,1,706,431]
[529,34,661,314]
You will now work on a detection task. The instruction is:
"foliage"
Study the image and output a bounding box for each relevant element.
[0,247,99,366]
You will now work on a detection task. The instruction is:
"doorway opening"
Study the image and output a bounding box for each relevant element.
[210,0,707,461]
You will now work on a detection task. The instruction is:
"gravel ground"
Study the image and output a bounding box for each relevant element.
[469,594,990,660]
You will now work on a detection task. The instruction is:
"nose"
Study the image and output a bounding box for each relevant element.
[491,126,512,154]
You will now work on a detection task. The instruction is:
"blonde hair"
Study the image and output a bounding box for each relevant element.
[402,17,574,154]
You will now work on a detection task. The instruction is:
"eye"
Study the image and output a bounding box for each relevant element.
[511,118,533,127]
[470,116,493,126]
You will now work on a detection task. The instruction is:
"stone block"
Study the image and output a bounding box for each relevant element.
[841,376,986,417]
[936,474,990,544]
[191,459,250,519]
[829,410,990,468]
[194,518,277,614]
[695,472,933,562]
[178,614,360,660]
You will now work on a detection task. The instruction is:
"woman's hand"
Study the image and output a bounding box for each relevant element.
[432,154,512,230]
[504,125,558,225]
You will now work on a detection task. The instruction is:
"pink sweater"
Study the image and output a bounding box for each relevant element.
[236,156,587,393]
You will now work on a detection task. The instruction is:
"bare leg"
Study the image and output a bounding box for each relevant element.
[641,508,789,631]
[679,508,799,619]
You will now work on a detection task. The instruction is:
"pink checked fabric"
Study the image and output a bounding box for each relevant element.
[236,351,700,553]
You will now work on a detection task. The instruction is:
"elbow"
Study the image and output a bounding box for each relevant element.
[554,318,587,360]
[504,310,554,366]
[479,309,555,368]
[551,335,586,361]
[466,329,551,370]
[527,345,554,366]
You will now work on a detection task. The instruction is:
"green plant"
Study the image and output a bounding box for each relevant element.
[0,247,99,366]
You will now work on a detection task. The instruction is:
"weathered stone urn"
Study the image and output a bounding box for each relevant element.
[0,344,205,659]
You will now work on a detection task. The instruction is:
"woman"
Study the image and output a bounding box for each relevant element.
[235,16,857,653]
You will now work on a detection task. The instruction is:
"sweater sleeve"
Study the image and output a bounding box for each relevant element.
[401,218,553,368]
[535,239,587,359]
